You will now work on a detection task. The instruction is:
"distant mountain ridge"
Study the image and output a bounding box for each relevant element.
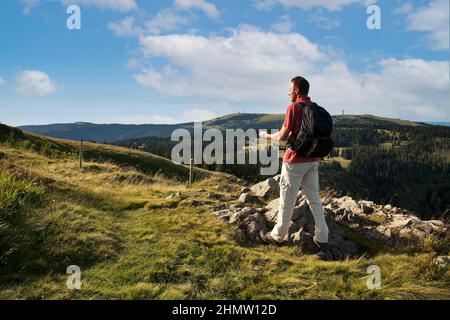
[424,122,450,127]
[19,113,427,143]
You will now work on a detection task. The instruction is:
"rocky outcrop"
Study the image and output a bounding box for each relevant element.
[325,196,448,244]
[215,194,358,260]
[212,177,449,261]
[250,175,280,200]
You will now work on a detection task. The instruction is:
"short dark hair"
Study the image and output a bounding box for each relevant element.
[291,76,310,96]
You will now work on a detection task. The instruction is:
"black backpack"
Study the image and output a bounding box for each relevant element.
[286,102,334,158]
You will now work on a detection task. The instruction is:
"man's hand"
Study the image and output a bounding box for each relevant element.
[259,130,270,139]
[259,127,290,142]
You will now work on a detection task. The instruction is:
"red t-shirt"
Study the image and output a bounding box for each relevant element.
[283,96,320,164]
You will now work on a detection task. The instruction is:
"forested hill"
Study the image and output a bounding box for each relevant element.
[19,114,426,143]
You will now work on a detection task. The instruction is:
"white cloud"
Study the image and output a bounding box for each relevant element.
[145,9,189,35]
[307,9,341,29]
[22,0,40,15]
[135,27,327,101]
[133,26,449,121]
[108,9,189,37]
[134,68,164,90]
[0,76,6,85]
[253,0,363,11]
[174,0,220,19]
[310,59,449,120]
[106,108,216,124]
[15,70,57,96]
[403,0,449,50]
[61,0,137,12]
[393,2,413,15]
[182,108,217,122]
[24,0,137,13]
[270,15,294,33]
[126,58,142,70]
[107,114,177,124]
[108,17,138,37]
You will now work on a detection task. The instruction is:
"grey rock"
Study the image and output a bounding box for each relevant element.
[244,213,268,242]
[229,207,256,225]
[229,211,245,225]
[214,210,230,221]
[264,195,308,224]
[434,256,450,268]
[250,177,280,200]
[238,193,262,205]
[229,203,244,211]
[240,186,251,193]
[166,192,182,199]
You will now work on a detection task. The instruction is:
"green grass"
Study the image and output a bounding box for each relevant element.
[0,125,449,300]
[0,169,44,217]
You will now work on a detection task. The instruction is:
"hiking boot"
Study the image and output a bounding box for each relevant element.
[260,231,283,246]
[313,237,333,261]
[297,229,318,253]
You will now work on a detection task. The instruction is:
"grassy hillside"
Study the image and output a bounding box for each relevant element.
[18,113,426,142]
[334,115,425,127]
[0,124,207,182]
[0,124,449,300]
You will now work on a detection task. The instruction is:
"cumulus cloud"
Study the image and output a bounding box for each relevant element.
[145,9,189,35]
[132,26,449,121]
[108,17,138,37]
[15,70,57,96]
[108,9,190,38]
[174,0,220,19]
[309,59,449,120]
[253,0,364,11]
[270,15,294,33]
[135,27,328,101]
[0,76,6,85]
[403,0,449,50]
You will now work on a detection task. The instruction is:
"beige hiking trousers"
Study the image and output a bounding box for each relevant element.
[270,161,329,243]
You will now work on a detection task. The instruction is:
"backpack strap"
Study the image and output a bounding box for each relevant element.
[292,102,307,134]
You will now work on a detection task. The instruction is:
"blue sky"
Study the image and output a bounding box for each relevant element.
[0,0,449,126]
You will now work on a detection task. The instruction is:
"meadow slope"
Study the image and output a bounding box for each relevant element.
[0,125,448,300]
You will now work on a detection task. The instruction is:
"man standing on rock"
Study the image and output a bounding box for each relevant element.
[259,76,330,258]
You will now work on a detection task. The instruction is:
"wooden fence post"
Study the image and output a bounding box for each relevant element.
[189,158,193,187]
[79,139,83,169]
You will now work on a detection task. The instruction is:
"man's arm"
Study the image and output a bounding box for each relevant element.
[260,126,290,142]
